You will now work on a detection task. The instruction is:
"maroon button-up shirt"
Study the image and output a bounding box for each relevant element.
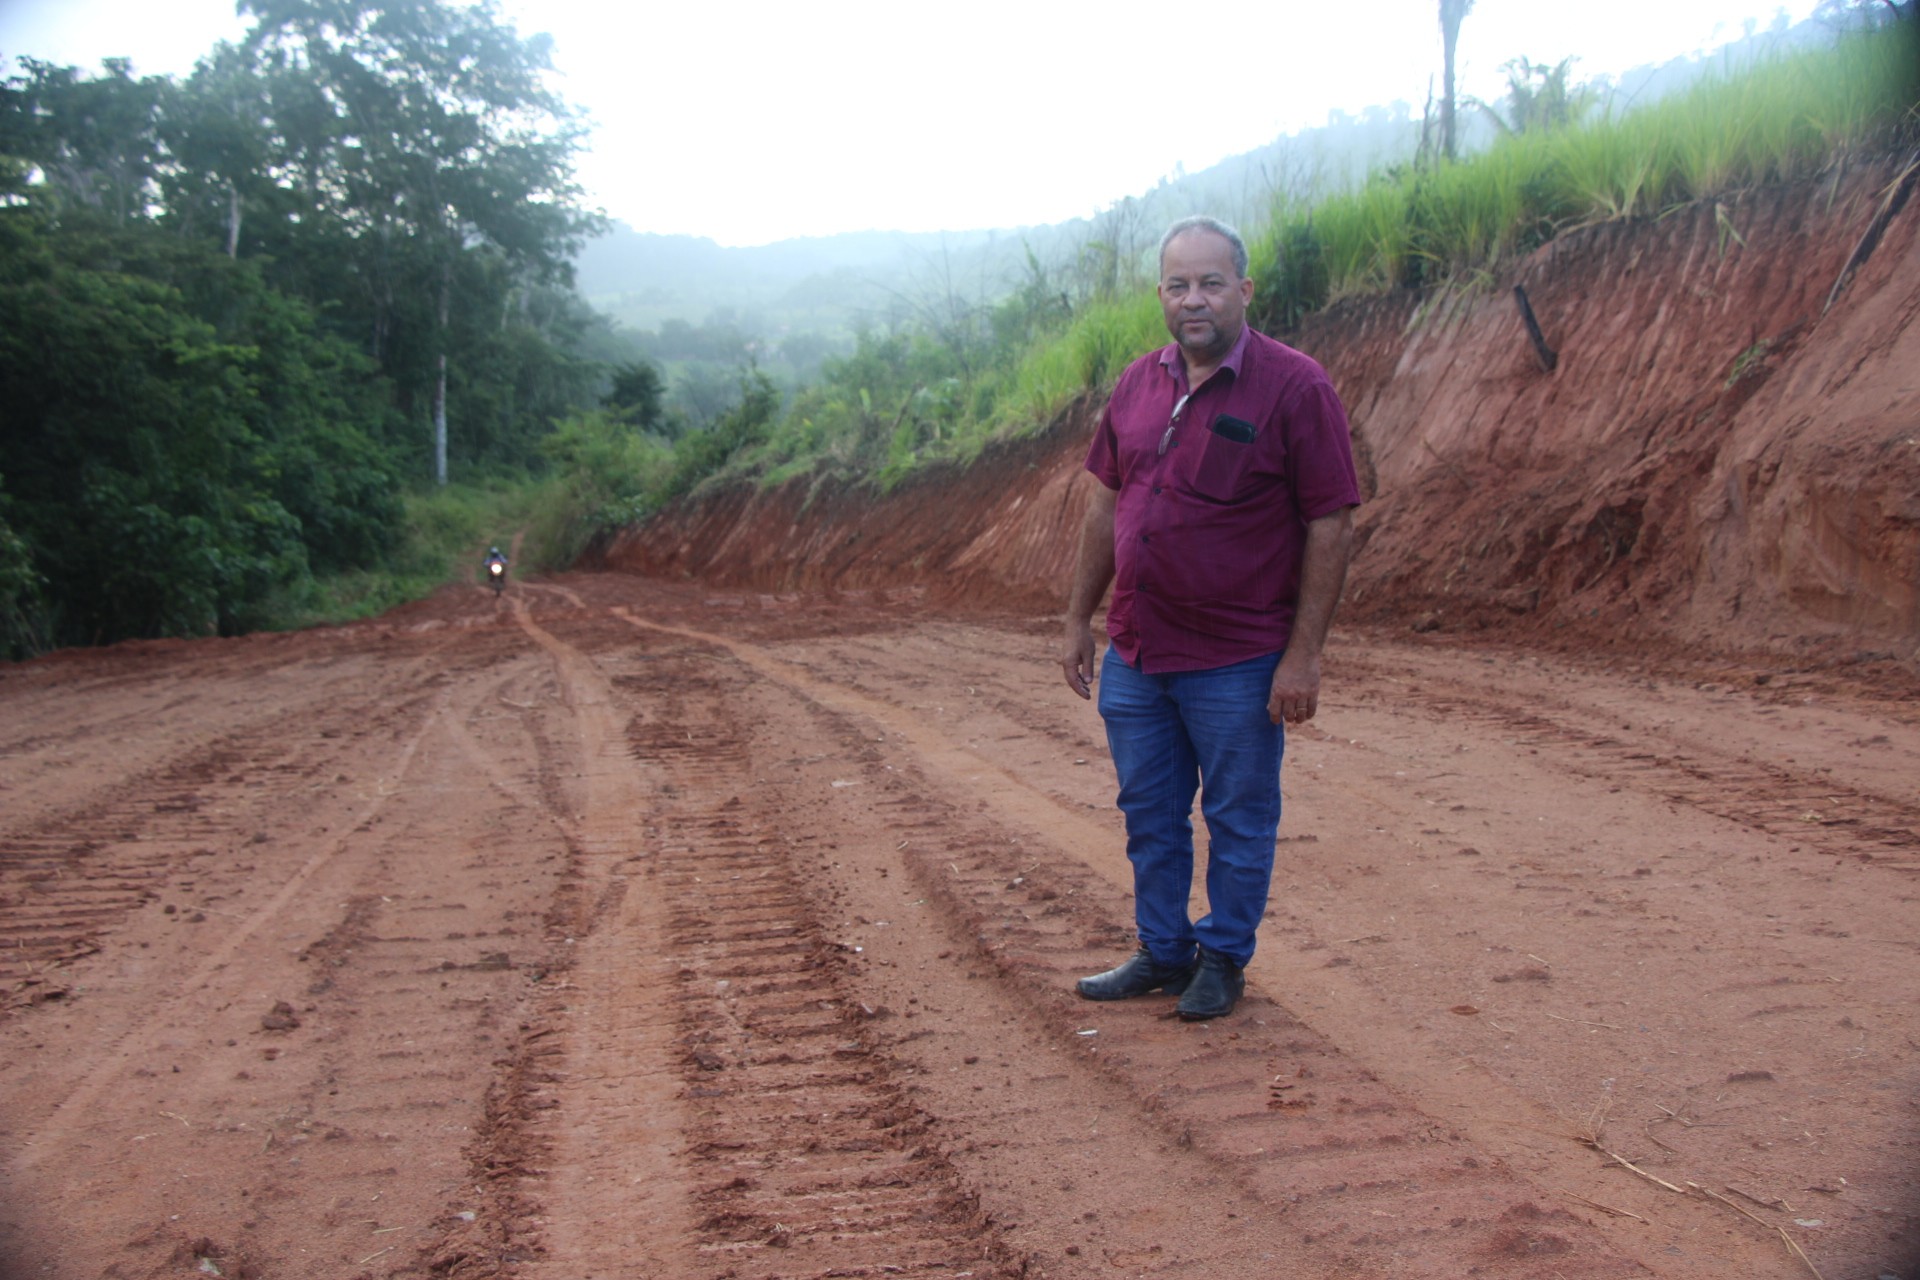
[1086,325,1361,673]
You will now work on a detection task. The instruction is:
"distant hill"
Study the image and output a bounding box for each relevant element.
[576,226,1014,342]
[571,12,1836,357]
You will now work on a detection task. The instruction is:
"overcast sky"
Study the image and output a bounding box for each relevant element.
[0,0,1821,246]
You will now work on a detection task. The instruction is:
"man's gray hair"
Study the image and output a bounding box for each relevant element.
[1159,215,1249,280]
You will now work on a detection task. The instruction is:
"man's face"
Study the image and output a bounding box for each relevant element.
[1157,230,1254,365]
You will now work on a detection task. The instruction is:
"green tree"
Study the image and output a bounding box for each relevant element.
[0,209,307,641]
[0,57,168,224]
[158,47,277,258]
[659,370,779,500]
[226,0,601,483]
[604,359,669,434]
[0,476,47,659]
[1475,57,1591,136]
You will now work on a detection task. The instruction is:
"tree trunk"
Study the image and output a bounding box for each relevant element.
[434,352,448,487]
[434,266,450,487]
[1439,0,1473,160]
[225,184,241,259]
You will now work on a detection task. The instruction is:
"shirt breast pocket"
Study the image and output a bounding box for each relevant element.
[1186,415,1260,503]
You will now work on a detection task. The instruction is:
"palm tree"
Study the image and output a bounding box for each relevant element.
[1475,57,1591,136]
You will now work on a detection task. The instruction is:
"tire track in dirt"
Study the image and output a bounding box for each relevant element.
[638,718,1019,1275]
[5,686,450,1175]
[9,581,1909,1277]
[0,605,585,1278]
[575,619,1332,1277]
[437,594,699,1278]
[605,607,1650,1277]
[0,628,513,1009]
[479,598,1024,1277]
[1338,649,1920,863]
[0,691,445,1006]
[607,626,1358,1276]
[612,607,1901,1279]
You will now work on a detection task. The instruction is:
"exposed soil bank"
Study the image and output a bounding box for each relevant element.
[600,159,1920,668]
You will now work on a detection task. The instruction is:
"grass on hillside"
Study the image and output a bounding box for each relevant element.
[656,19,1915,505]
[1257,21,1919,316]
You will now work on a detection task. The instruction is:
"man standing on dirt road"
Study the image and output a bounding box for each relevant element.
[1060,215,1361,1021]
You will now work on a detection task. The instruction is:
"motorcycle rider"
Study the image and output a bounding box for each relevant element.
[484,545,508,592]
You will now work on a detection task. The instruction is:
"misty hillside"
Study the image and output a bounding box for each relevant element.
[570,11,1829,351]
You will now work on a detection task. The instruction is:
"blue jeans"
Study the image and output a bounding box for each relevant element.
[1097,647,1284,969]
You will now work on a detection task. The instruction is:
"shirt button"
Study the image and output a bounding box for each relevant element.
[1152,486,1162,495]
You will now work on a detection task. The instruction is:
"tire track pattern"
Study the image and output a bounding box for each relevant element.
[0,706,414,1007]
[1341,654,1920,860]
[669,649,1644,1277]
[629,654,1025,1278]
[858,775,1645,1278]
[0,625,521,1013]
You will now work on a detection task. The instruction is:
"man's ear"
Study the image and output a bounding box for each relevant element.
[1238,274,1254,307]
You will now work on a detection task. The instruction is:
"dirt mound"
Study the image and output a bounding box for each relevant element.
[601,158,1920,669]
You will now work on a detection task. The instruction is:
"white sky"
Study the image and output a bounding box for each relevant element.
[0,0,1820,246]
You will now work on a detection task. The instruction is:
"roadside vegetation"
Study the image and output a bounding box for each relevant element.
[591,11,1916,506]
[255,479,558,632]
[1253,16,1920,320]
[3,5,1913,657]
[1,0,606,655]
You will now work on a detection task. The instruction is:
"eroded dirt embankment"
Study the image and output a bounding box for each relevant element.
[600,158,1920,667]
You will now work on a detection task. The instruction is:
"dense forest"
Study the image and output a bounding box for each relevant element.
[0,0,619,652]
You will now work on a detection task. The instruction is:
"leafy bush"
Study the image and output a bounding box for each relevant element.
[1,213,291,641]
[661,372,780,500]
[0,481,48,660]
[534,409,675,562]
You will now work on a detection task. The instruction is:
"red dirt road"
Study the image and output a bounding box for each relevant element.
[3,573,1917,1279]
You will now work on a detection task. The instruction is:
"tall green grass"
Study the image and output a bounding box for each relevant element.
[981,292,1163,439]
[1257,21,1917,314]
[1317,179,1416,297]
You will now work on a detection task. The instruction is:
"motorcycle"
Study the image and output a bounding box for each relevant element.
[486,558,507,596]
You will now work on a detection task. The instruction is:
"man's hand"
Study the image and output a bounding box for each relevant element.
[1062,621,1097,700]
[1060,481,1117,702]
[1267,650,1322,724]
[1267,507,1354,725]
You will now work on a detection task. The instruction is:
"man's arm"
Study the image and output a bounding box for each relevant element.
[1268,506,1355,724]
[1060,481,1118,699]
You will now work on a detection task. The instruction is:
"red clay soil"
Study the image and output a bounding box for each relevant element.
[2,578,1919,1280]
[5,167,1920,1280]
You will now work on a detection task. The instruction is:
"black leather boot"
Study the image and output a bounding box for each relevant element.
[1176,946,1245,1020]
[1076,946,1198,1000]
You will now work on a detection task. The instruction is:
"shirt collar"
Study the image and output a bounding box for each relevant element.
[1159,321,1252,389]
